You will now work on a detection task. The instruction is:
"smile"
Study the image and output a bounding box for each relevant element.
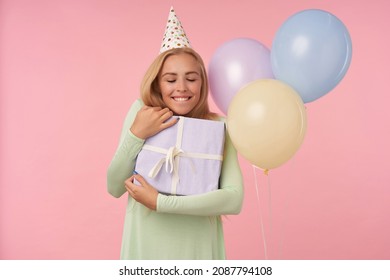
[172,96,192,102]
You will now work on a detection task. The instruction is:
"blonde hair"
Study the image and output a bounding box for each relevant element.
[140,48,218,120]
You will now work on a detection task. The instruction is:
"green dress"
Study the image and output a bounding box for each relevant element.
[107,99,244,259]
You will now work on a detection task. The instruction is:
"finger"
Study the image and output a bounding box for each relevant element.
[156,107,171,116]
[124,182,131,191]
[133,174,149,187]
[125,175,135,185]
[160,110,174,122]
[124,183,135,196]
[161,117,179,129]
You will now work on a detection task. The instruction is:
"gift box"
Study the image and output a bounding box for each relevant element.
[134,116,225,196]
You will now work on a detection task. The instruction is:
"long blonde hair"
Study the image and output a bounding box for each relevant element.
[140,48,218,120]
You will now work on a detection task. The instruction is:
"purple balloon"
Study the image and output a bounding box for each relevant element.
[208,38,274,115]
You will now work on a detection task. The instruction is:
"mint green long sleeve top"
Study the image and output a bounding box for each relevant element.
[107,99,244,259]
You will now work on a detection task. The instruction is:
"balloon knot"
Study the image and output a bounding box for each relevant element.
[264,169,269,176]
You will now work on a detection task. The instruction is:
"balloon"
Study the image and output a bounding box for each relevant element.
[227,79,307,170]
[271,9,352,103]
[209,38,274,115]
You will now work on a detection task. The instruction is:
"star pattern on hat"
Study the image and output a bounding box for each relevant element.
[160,7,191,53]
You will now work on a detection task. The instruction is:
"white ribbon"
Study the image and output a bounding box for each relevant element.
[141,117,223,195]
[147,146,184,178]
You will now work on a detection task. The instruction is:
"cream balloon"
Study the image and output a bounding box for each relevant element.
[227,79,307,170]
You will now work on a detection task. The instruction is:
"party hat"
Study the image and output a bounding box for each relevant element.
[160,7,191,53]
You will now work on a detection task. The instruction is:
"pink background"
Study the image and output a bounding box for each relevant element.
[1,0,389,260]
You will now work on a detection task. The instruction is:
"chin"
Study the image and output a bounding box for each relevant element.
[172,108,192,116]
[167,103,196,116]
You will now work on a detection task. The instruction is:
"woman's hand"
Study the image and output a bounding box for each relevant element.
[130,106,178,139]
[125,174,159,211]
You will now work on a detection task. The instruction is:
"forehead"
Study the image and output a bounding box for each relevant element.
[161,53,200,73]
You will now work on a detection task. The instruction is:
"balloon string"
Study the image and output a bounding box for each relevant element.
[277,159,294,259]
[252,165,268,260]
[267,170,273,259]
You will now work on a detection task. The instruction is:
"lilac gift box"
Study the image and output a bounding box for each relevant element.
[134,116,225,196]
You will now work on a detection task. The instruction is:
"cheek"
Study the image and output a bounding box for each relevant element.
[161,94,172,105]
[159,84,171,97]
[190,83,202,95]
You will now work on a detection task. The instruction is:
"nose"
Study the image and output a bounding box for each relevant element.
[176,78,187,92]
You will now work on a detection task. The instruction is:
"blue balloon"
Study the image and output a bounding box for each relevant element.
[271,9,352,103]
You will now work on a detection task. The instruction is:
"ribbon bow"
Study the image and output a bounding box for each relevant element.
[148,146,184,178]
[147,146,185,195]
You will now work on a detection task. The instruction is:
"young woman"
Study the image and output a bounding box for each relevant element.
[107,46,243,259]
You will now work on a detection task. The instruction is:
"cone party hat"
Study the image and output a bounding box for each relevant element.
[160,7,191,53]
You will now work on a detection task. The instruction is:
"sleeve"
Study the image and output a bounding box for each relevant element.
[107,99,145,198]
[156,128,244,216]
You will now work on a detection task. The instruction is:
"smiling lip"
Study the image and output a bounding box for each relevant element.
[172,96,192,102]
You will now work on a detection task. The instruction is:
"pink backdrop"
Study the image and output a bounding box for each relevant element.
[1,0,389,260]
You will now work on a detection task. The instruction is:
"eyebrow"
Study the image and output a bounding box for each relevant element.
[161,71,200,77]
